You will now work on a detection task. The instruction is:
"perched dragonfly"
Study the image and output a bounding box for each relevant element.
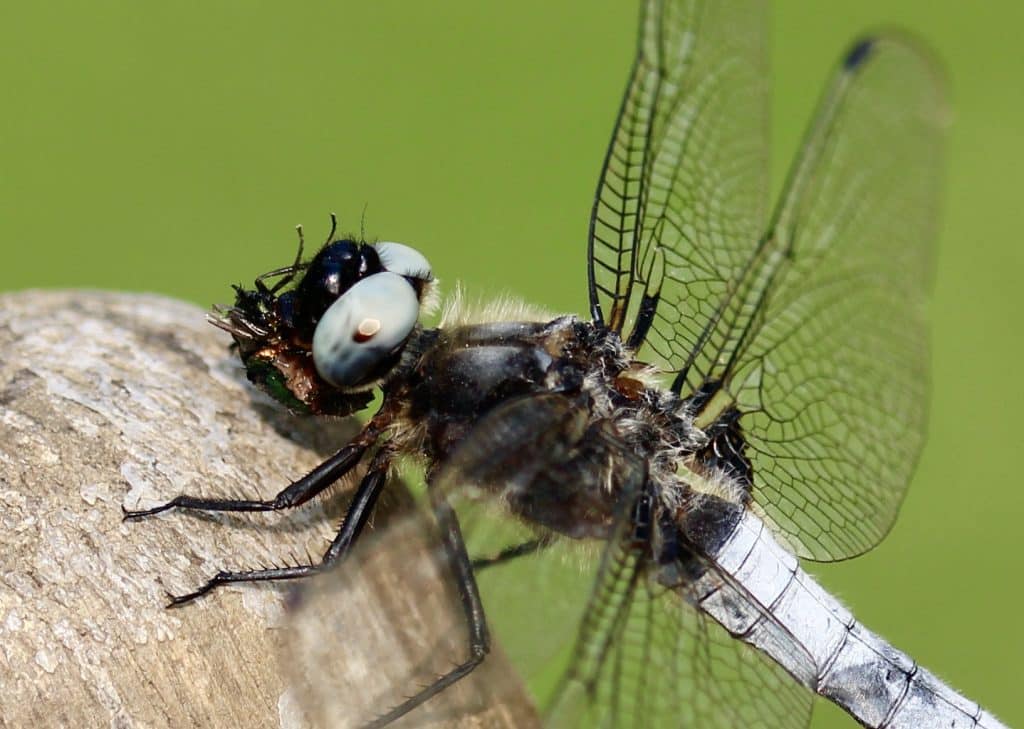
[125,1,1008,727]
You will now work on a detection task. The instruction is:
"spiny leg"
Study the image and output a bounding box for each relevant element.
[367,495,490,728]
[470,536,550,571]
[166,450,391,607]
[122,424,381,520]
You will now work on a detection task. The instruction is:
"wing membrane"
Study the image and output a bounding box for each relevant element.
[705,36,948,560]
[588,2,945,560]
[587,0,770,338]
[283,487,545,729]
[547,517,813,728]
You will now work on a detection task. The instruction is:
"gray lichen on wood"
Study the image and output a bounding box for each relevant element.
[0,290,537,728]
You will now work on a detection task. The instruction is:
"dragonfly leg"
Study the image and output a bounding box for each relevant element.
[122,423,383,520]
[470,536,550,571]
[366,496,490,729]
[164,450,390,607]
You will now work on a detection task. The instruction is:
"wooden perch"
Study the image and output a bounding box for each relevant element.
[0,290,539,728]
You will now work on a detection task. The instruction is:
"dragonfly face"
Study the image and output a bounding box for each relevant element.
[124,1,965,727]
[209,218,435,415]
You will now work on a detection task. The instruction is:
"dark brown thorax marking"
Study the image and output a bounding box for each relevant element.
[613,373,648,401]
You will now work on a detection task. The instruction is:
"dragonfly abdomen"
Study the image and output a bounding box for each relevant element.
[689,507,1008,729]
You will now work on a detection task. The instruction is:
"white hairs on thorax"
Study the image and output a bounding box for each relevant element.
[439,283,559,328]
[418,278,442,319]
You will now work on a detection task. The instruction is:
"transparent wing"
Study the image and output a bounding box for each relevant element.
[692,36,948,561]
[589,0,946,560]
[283,485,545,729]
[587,0,769,339]
[546,518,813,729]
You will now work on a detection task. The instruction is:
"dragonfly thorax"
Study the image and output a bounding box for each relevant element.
[386,315,719,543]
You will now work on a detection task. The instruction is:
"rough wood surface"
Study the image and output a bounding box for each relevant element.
[0,290,539,729]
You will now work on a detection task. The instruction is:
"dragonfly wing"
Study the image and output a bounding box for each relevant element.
[283,482,540,729]
[595,2,946,562]
[546,513,814,729]
[694,36,948,560]
[587,0,770,342]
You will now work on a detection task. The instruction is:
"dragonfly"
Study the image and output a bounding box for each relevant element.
[125,1,1009,727]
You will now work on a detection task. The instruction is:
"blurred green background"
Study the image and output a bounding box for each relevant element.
[1,1,1020,727]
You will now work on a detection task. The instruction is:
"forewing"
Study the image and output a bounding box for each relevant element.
[587,0,770,339]
[593,4,945,561]
[696,36,948,561]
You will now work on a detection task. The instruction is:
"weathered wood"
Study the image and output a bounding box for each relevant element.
[0,290,539,729]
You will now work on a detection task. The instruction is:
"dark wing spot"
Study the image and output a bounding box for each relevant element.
[844,37,876,70]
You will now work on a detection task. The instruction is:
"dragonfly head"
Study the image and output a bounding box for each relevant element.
[209,217,434,415]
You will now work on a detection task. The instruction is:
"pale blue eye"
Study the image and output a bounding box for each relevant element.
[312,272,419,388]
[373,242,432,281]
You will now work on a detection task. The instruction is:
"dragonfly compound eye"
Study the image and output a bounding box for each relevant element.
[312,271,419,388]
[293,240,384,336]
[373,241,433,282]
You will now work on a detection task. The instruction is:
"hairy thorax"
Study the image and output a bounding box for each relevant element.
[387,315,736,543]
